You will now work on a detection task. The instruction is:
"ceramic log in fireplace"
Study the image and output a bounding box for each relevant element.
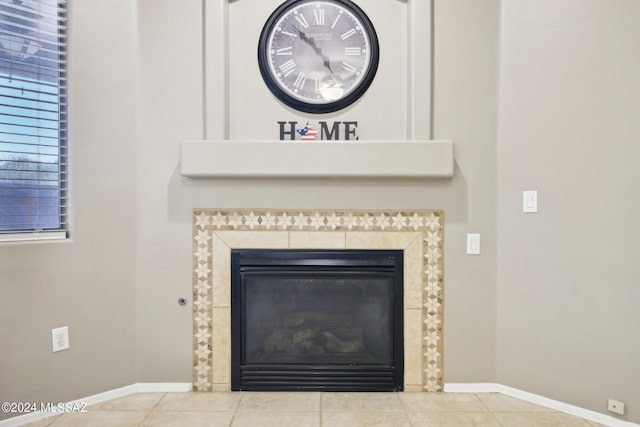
[231,249,404,392]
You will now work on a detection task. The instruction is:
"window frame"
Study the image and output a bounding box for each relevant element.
[0,0,68,242]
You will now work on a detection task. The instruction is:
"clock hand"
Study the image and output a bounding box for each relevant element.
[294,26,320,53]
[294,26,334,74]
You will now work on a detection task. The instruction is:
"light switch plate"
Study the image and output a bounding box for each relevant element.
[52,326,69,352]
[466,234,481,255]
[523,191,538,213]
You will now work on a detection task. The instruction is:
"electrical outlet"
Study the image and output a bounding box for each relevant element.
[608,398,625,415]
[52,326,69,352]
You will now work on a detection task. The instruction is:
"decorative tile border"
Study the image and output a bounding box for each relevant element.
[192,209,444,392]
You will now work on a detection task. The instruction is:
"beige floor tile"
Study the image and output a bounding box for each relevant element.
[89,392,165,411]
[322,411,412,427]
[24,391,600,427]
[476,393,554,412]
[321,392,404,412]
[155,392,242,412]
[141,410,234,427]
[237,392,320,412]
[231,411,319,427]
[407,411,502,426]
[492,411,592,426]
[23,415,60,427]
[47,411,147,427]
[400,392,487,412]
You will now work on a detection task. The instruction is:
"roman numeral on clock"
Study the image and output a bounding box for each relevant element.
[341,61,358,74]
[293,72,307,89]
[331,14,341,29]
[280,29,298,38]
[314,9,325,25]
[341,28,357,40]
[294,13,310,29]
[276,46,293,56]
[279,59,297,77]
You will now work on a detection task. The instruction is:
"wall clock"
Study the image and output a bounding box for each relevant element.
[258,0,379,114]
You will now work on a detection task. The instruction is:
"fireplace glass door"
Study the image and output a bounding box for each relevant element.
[231,250,403,391]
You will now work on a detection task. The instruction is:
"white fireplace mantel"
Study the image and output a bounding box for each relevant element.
[180,140,454,178]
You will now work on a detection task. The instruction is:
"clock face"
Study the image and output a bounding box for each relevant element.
[258,0,379,114]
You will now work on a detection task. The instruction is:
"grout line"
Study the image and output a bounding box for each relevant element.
[151,392,167,411]
[228,391,244,426]
[475,392,494,413]
[476,393,507,427]
[135,392,167,427]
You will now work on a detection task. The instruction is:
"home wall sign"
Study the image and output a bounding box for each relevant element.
[278,120,359,140]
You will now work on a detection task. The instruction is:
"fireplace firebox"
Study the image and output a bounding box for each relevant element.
[231,249,404,392]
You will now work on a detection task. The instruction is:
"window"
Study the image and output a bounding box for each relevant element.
[0,0,67,241]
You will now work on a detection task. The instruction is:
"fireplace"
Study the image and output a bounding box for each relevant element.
[192,209,445,392]
[231,249,404,391]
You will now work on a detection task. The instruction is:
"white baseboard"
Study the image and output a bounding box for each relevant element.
[444,383,638,427]
[137,383,193,393]
[444,382,503,393]
[0,383,192,427]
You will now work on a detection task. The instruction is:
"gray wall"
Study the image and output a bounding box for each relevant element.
[497,0,640,422]
[0,1,139,419]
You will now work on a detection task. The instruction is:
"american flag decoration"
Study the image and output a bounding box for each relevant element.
[297,122,319,141]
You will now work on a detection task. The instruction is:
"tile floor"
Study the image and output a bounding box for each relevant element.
[24,392,607,427]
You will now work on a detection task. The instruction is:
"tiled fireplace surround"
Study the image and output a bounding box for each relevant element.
[192,209,444,393]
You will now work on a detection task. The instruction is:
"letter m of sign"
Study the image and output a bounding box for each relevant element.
[319,121,341,140]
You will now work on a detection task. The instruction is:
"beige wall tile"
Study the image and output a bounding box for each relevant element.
[346,232,421,249]
[404,309,423,387]
[211,308,231,384]
[289,232,346,249]
[403,238,423,309]
[211,235,230,308]
[216,231,289,249]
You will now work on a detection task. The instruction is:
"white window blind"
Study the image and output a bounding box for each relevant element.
[0,0,67,241]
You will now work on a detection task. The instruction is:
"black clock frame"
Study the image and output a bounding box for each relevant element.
[257,0,380,115]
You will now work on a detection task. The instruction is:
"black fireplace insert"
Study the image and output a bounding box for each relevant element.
[231,249,403,391]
